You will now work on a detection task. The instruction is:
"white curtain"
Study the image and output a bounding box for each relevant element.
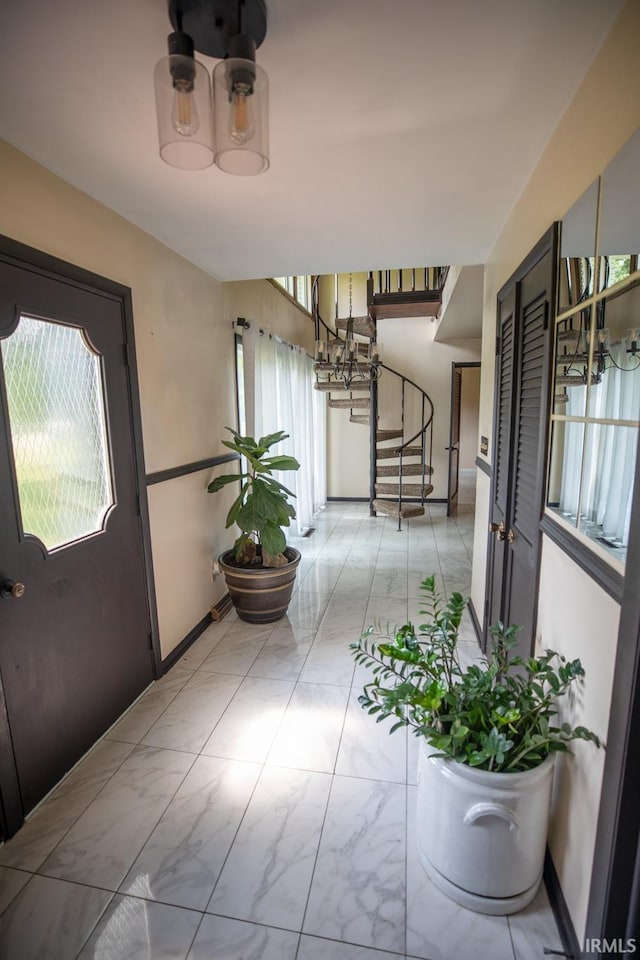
[558,385,586,520]
[560,342,640,546]
[245,325,326,536]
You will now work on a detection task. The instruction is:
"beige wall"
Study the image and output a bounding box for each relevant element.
[0,139,237,659]
[321,273,371,498]
[459,366,481,470]
[470,469,491,617]
[223,279,315,354]
[471,0,640,939]
[537,539,620,940]
[378,319,481,500]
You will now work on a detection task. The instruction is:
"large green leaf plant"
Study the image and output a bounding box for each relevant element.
[208,428,300,565]
[351,574,601,773]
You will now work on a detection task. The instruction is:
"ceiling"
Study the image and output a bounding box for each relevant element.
[0,0,623,281]
[435,266,485,341]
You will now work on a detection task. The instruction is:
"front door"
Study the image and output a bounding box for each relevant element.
[486,225,558,656]
[0,243,154,837]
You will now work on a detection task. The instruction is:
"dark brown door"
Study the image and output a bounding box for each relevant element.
[486,225,557,657]
[0,250,153,836]
[446,365,462,516]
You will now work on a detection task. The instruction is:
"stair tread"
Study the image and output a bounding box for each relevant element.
[373,499,425,520]
[369,292,441,320]
[376,429,404,441]
[314,380,371,392]
[314,354,370,370]
[377,463,434,477]
[375,482,434,497]
[335,316,376,338]
[376,445,424,459]
[350,415,370,425]
[328,398,370,409]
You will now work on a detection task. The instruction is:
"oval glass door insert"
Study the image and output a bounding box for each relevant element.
[1,314,114,551]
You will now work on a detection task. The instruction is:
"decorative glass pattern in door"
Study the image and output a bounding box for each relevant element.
[1,314,114,551]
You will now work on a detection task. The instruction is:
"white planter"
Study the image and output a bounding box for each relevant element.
[416,739,555,915]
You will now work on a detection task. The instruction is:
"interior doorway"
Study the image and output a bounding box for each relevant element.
[447,362,481,516]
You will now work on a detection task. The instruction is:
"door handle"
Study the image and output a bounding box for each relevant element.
[488,522,515,543]
[1,579,26,600]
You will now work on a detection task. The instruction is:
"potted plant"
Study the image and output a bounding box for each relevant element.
[208,428,301,624]
[350,574,600,915]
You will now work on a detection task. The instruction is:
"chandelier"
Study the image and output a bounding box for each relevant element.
[554,324,639,405]
[314,274,382,389]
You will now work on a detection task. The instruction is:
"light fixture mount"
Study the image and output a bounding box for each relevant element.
[168,0,267,59]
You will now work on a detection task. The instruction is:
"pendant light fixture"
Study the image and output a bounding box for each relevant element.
[154,13,215,170]
[154,0,269,175]
[314,274,382,390]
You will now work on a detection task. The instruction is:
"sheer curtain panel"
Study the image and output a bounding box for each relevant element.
[245,325,326,536]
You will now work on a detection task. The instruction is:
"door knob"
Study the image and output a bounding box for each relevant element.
[1,580,26,600]
[488,522,514,544]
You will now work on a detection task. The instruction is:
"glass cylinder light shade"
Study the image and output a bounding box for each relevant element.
[332,342,345,363]
[315,340,328,362]
[154,55,214,170]
[213,58,269,175]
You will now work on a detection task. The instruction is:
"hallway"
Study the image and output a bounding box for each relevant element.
[0,501,561,960]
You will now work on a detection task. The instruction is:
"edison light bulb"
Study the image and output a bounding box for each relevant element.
[229,84,255,145]
[172,79,199,137]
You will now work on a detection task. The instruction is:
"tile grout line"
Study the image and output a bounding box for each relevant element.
[200,523,346,920]
[4,503,488,960]
[293,507,384,950]
[22,742,140,879]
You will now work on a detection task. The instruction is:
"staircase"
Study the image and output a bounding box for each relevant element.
[368,267,449,319]
[312,274,438,529]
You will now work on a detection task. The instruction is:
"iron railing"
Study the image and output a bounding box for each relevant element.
[373,362,434,529]
[368,267,450,297]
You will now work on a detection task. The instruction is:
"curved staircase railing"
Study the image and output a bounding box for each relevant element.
[373,361,434,529]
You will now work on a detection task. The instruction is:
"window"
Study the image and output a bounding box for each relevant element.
[1,314,114,551]
[273,276,311,312]
[547,132,640,570]
[234,333,246,436]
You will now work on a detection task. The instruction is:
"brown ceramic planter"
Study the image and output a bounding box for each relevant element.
[219,547,301,624]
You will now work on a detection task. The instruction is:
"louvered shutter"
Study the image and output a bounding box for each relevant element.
[486,224,557,656]
[513,295,548,546]
[495,307,515,515]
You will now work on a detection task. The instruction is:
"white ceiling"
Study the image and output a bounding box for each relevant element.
[0,0,623,281]
[435,266,485,341]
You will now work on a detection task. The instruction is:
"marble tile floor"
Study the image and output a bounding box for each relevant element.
[0,500,563,960]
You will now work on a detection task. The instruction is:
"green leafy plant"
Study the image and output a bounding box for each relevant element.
[350,574,600,772]
[208,428,300,564]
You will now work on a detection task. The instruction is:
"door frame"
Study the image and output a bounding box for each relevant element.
[0,235,161,837]
[483,224,558,651]
[447,361,481,517]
